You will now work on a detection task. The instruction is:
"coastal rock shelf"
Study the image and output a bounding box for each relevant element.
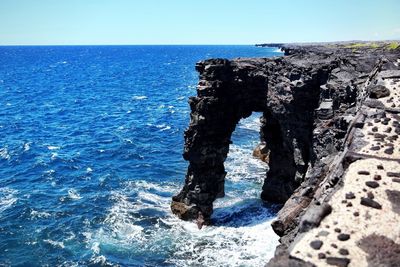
[170,43,400,266]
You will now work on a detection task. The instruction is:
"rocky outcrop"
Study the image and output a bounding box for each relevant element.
[269,46,400,267]
[171,42,400,265]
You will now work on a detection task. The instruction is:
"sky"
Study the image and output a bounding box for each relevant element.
[0,0,399,45]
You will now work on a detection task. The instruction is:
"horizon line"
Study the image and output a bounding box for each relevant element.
[0,39,399,47]
[0,44,259,47]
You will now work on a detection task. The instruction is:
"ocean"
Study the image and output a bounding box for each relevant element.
[0,45,283,266]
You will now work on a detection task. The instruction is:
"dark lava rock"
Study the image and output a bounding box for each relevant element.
[373,174,382,180]
[392,178,400,183]
[365,181,379,188]
[326,257,350,267]
[370,146,381,151]
[318,253,326,259]
[387,172,400,178]
[299,204,332,233]
[339,249,349,256]
[318,230,330,237]
[385,189,400,214]
[384,147,394,155]
[337,233,350,241]
[369,85,390,99]
[345,192,355,199]
[360,197,382,209]
[358,171,370,175]
[310,240,323,250]
[358,234,400,267]
[266,251,316,267]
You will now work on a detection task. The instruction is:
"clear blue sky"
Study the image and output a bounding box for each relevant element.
[0,0,399,45]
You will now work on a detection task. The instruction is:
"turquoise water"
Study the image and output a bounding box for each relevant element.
[0,45,282,266]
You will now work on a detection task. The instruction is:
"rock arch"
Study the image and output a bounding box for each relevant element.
[171,56,334,223]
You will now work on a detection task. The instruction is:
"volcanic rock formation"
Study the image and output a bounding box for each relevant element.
[171,42,400,265]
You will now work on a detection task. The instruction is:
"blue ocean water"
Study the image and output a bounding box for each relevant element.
[0,45,282,266]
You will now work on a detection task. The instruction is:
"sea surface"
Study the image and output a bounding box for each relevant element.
[0,45,283,266]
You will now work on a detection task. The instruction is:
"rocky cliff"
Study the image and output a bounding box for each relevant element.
[171,42,400,266]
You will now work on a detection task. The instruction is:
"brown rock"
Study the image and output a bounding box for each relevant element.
[338,233,350,241]
[373,175,382,181]
[310,240,323,250]
[358,234,400,267]
[365,181,379,188]
[345,192,355,199]
[360,197,382,209]
[387,172,400,178]
[326,257,350,267]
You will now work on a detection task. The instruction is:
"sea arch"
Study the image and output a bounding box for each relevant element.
[171,57,329,224]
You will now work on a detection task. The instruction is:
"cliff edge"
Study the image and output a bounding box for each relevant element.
[171,42,400,266]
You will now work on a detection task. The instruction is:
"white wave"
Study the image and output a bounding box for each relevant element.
[43,239,65,249]
[59,261,79,267]
[160,125,171,131]
[50,152,58,160]
[273,48,284,53]
[89,255,107,265]
[156,123,171,131]
[30,209,51,219]
[23,142,31,151]
[86,167,93,173]
[124,180,177,194]
[147,123,172,131]
[225,144,268,184]
[47,145,60,150]
[132,95,147,100]
[169,218,278,267]
[237,115,262,131]
[0,187,17,213]
[91,241,101,254]
[68,189,82,200]
[84,176,277,266]
[0,147,11,160]
[44,169,55,175]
